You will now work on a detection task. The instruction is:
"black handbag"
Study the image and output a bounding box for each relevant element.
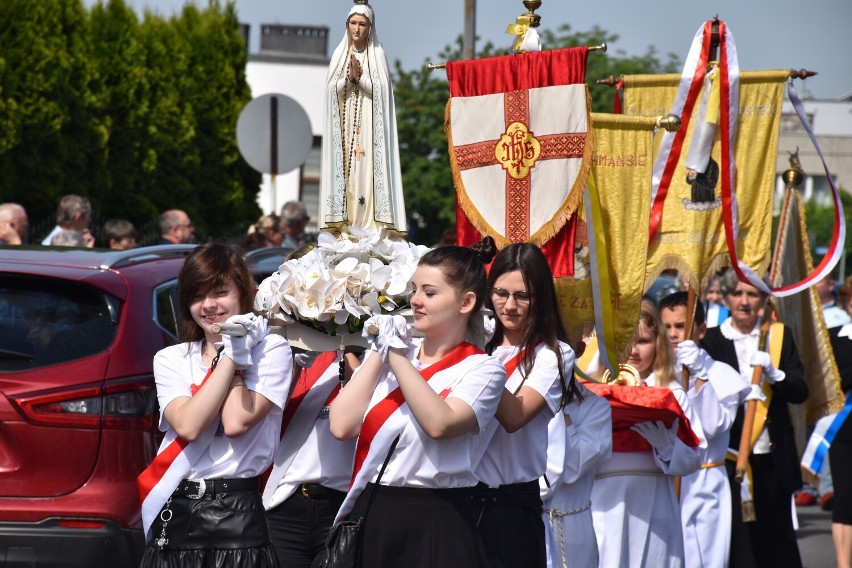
[321,435,400,568]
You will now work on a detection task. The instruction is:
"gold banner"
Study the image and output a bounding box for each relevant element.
[622,71,788,290]
[772,189,846,429]
[557,113,654,354]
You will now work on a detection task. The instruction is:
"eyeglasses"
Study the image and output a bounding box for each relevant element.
[490,287,534,304]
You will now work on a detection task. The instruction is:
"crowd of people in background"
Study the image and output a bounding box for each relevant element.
[0,195,315,252]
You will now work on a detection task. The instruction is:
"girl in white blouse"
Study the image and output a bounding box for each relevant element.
[329,239,505,568]
[473,242,580,568]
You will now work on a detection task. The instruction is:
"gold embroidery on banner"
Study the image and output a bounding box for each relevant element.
[496,121,542,180]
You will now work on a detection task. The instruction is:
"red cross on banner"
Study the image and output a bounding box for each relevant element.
[453,89,586,242]
[445,48,591,277]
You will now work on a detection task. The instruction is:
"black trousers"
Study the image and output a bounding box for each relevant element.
[471,481,547,568]
[267,484,346,568]
[727,455,803,568]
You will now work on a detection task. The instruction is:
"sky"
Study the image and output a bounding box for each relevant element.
[87,0,852,101]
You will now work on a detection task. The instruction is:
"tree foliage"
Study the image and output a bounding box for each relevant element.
[0,0,260,243]
[393,25,681,245]
[803,187,852,278]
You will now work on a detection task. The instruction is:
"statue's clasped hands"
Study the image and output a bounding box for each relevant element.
[348,54,362,84]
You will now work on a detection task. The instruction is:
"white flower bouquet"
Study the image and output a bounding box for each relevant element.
[254,227,430,338]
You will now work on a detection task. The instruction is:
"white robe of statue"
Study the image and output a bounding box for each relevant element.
[320,3,406,234]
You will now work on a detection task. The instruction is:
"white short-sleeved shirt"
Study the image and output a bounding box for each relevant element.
[476,341,574,487]
[153,334,292,479]
[367,340,505,489]
[279,365,357,495]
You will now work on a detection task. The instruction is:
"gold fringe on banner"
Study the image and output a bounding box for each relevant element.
[445,90,592,251]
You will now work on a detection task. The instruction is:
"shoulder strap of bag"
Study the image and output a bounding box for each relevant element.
[359,434,401,522]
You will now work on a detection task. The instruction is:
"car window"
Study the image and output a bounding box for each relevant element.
[0,275,117,371]
[154,280,180,340]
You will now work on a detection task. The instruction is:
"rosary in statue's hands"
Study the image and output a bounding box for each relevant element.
[348,54,362,84]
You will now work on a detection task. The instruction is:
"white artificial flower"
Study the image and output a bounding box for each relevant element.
[253,230,431,333]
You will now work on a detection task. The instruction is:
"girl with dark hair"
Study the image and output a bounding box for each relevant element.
[329,238,505,568]
[139,243,292,568]
[472,242,579,568]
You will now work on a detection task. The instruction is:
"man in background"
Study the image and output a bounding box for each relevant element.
[158,209,195,245]
[280,201,310,249]
[0,203,28,245]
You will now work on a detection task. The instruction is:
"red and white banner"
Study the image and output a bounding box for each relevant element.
[446,48,590,277]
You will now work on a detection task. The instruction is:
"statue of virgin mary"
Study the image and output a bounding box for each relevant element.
[319,0,407,234]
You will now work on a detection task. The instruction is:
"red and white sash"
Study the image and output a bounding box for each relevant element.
[137,365,231,542]
[334,342,483,523]
[262,351,344,507]
[477,340,544,453]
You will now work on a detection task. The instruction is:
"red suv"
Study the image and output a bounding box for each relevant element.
[0,245,194,567]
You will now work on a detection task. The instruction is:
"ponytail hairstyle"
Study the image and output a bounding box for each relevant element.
[417,237,496,342]
[485,243,581,407]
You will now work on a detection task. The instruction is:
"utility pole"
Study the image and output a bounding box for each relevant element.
[463,0,476,60]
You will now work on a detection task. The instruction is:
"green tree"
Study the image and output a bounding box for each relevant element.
[803,188,852,278]
[0,0,103,228]
[0,0,260,243]
[393,27,681,245]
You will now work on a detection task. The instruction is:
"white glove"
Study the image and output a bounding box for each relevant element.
[677,341,707,378]
[483,315,496,345]
[294,350,321,369]
[363,315,411,361]
[744,383,767,402]
[221,313,268,368]
[631,419,677,462]
[749,351,785,383]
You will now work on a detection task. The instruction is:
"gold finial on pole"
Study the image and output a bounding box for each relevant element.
[789,68,817,80]
[657,114,682,133]
[782,148,805,189]
[521,0,543,28]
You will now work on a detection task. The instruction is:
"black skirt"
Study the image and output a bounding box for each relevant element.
[141,477,279,568]
[350,483,487,568]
